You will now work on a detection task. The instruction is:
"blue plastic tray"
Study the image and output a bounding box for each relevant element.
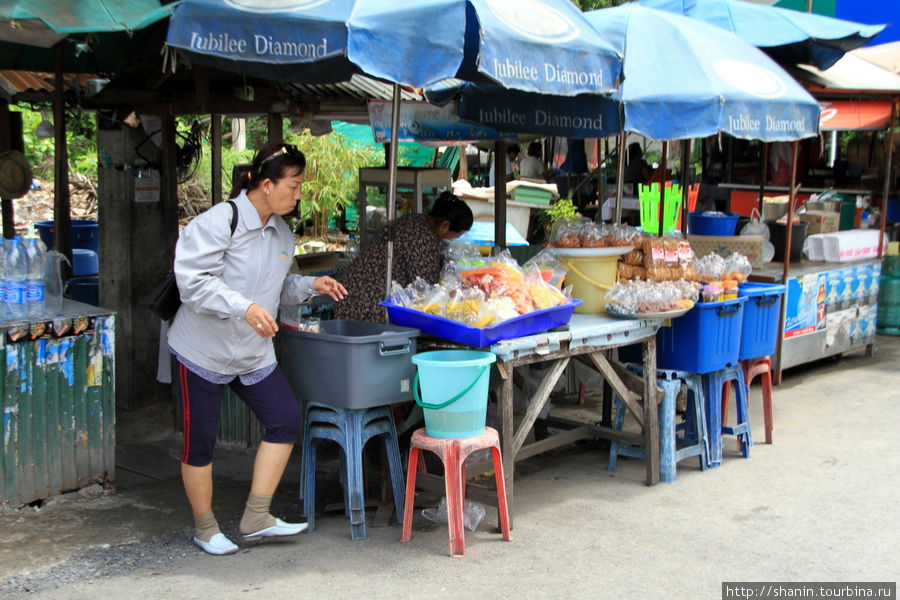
[380,299,582,347]
[738,282,786,360]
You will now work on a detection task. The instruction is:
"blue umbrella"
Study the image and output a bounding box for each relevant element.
[430,4,821,142]
[639,0,885,70]
[165,0,623,94]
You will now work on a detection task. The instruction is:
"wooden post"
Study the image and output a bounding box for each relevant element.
[879,99,897,258]
[0,100,13,238]
[54,43,72,277]
[494,140,507,249]
[267,112,283,143]
[758,142,769,215]
[657,141,668,236]
[211,114,223,204]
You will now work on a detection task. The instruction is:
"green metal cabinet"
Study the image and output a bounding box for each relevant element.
[1,313,115,506]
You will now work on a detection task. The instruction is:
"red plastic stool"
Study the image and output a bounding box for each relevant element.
[722,356,774,447]
[400,427,511,558]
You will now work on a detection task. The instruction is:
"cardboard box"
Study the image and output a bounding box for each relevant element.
[291,251,340,276]
[799,210,840,234]
[687,234,765,268]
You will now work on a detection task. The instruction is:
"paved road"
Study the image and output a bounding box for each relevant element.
[2,336,898,599]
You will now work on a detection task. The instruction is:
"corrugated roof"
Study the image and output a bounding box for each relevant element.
[0,69,91,100]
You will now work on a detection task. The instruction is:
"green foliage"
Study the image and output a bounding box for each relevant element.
[288,128,381,238]
[569,0,630,9]
[14,107,98,180]
[544,196,580,223]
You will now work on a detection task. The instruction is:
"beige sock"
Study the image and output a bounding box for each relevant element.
[194,510,220,543]
[239,493,276,535]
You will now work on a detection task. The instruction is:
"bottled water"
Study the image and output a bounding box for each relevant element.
[346,234,359,259]
[6,237,28,320]
[0,239,8,320]
[43,250,67,317]
[24,237,46,318]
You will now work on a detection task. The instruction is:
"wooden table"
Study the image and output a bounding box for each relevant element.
[486,313,662,520]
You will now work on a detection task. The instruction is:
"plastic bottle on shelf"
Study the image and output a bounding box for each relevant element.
[6,237,28,320]
[24,237,46,318]
[0,238,8,320]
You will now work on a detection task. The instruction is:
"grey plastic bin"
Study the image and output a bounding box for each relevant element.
[279,320,420,409]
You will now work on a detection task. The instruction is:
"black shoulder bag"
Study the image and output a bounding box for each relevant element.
[139,200,238,321]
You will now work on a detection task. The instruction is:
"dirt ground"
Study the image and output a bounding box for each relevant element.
[1,336,899,599]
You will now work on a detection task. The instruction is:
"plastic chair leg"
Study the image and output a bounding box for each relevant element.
[490,445,512,541]
[444,444,467,558]
[607,399,627,472]
[400,447,420,543]
[303,439,318,532]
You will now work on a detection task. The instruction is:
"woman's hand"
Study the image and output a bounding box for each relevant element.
[245,303,277,338]
[314,276,348,301]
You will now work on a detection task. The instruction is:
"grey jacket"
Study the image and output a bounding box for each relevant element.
[167,191,317,375]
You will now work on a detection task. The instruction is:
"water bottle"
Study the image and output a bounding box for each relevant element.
[24,238,46,318]
[43,250,67,317]
[0,239,8,320]
[346,234,359,259]
[6,237,28,320]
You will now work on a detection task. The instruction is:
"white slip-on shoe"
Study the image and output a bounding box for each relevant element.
[193,532,239,555]
[242,518,308,540]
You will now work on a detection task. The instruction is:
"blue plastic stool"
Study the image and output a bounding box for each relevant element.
[300,402,405,540]
[702,365,753,467]
[608,367,708,482]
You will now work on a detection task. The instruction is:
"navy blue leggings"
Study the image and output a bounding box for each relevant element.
[175,360,301,467]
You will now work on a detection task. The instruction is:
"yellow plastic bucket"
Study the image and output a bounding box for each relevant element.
[555,251,620,313]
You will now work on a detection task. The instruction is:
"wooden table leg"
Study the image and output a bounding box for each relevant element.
[498,362,516,529]
[642,336,660,485]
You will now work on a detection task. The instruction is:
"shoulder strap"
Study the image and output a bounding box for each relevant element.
[227,200,238,236]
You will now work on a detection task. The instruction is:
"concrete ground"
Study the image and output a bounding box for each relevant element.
[2,335,899,599]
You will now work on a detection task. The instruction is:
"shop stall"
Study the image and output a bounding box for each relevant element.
[0,301,116,506]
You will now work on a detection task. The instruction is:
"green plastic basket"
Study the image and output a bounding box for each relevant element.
[638,183,683,234]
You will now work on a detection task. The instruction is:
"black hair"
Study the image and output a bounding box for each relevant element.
[229,141,306,198]
[527,141,542,158]
[428,191,473,233]
[628,142,643,158]
[507,144,521,156]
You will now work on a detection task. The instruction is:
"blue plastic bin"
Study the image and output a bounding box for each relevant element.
[36,219,99,253]
[66,276,99,306]
[656,297,746,373]
[738,282,786,360]
[687,212,739,236]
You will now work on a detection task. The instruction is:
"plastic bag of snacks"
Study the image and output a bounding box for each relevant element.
[549,217,592,248]
[723,252,752,281]
[694,253,727,281]
[604,279,698,316]
[523,247,568,288]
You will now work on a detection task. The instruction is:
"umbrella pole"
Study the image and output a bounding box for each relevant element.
[615,131,626,224]
[879,98,897,259]
[53,43,72,275]
[658,141,668,236]
[782,142,800,282]
[494,140,507,250]
[384,84,402,321]
[681,139,690,234]
[758,142,769,215]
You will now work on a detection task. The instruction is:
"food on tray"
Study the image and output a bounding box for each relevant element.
[389,250,574,328]
[604,279,700,316]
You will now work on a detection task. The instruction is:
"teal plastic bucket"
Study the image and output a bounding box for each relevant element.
[412,350,496,438]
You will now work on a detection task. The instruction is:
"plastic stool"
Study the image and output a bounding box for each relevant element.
[301,402,405,540]
[401,427,511,558]
[608,367,708,482]
[722,356,774,446]
[703,365,753,467]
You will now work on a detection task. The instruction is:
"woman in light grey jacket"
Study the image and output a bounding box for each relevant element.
[168,142,346,555]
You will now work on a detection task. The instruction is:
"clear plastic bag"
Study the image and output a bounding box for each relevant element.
[421,496,486,532]
[740,208,770,241]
